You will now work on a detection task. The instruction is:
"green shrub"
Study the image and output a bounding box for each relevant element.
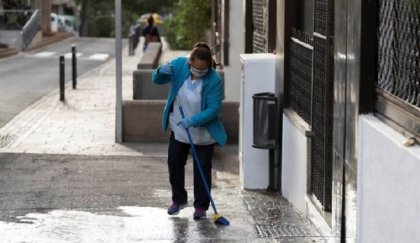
[163,0,211,50]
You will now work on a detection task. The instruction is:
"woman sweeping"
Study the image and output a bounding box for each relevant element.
[152,42,226,220]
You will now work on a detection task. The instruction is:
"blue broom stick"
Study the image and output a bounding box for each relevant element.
[178,104,230,226]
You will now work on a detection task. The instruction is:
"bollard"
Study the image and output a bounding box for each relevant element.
[59,55,65,101]
[72,45,77,89]
[129,36,134,56]
[128,36,132,55]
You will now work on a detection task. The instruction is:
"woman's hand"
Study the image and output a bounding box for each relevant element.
[177,118,193,129]
[159,64,173,75]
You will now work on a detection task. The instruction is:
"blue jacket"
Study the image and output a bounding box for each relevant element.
[152,57,227,146]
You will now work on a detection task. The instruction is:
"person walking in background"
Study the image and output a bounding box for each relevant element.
[152,42,226,220]
[142,15,161,52]
[128,21,141,54]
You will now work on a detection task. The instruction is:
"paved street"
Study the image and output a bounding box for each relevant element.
[0,37,116,128]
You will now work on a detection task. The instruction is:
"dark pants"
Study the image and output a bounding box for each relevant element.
[168,132,214,210]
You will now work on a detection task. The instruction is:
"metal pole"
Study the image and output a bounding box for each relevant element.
[59,55,65,101]
[115,0,123,143]
[267,149,276,191]
[72,45,77,89]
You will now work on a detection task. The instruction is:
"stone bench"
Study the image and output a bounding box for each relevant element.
[122,100,239,144]
[133,69,225,100]
[137,42,162,69]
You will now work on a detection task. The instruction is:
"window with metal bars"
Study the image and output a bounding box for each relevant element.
[376,0,420,139]
[252,0,268,53]
[288,28,313,125]
[312,35,333,211]
[285,0,334,211]
[247,0,276,53]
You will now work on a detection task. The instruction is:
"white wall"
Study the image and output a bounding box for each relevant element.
[282,113,332,236]
[357,114,420,243]
[239,54,276,189]
[223,0,244,102]
[281,114,309,213]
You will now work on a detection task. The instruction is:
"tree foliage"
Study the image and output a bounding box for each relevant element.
[77,0,173,37]
[164,0,211,50]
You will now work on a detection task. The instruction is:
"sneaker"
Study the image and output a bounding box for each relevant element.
[167,202,187,215]
[193,208,206,219]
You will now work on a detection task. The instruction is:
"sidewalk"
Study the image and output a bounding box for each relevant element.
[0,38,189,156]
[0,39,140,155]
[0,38,330,242]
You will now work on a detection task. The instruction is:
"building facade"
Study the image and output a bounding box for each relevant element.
[213,0,420,242]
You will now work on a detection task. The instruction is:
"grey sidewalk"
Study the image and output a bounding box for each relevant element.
[0,38,189,156]
[0,39,140,156]
[0,39,330,242]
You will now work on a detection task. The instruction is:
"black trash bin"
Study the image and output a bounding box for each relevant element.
[252,92,278,149]
[252,92,279,191]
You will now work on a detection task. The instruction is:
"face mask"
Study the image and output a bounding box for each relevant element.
[190,67,209,78]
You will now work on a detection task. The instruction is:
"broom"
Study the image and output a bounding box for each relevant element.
[178,105,230,226]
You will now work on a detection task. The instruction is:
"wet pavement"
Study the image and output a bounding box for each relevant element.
[0,152,330,242]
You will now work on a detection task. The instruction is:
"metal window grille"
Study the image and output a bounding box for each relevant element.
[252,0,268,53]
[314,0,327,35]
[310,0,333,212]
[311,35,333,211]
[286,0,334,211]
[288,29,313,125]
[378,0,420,108]
[377,0,420,138]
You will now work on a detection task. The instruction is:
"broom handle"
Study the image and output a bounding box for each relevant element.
[179,106,218,215]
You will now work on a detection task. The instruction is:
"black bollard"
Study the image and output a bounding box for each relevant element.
[59,55,65,101]
[129,35,134,56]
[72,45,77,89]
